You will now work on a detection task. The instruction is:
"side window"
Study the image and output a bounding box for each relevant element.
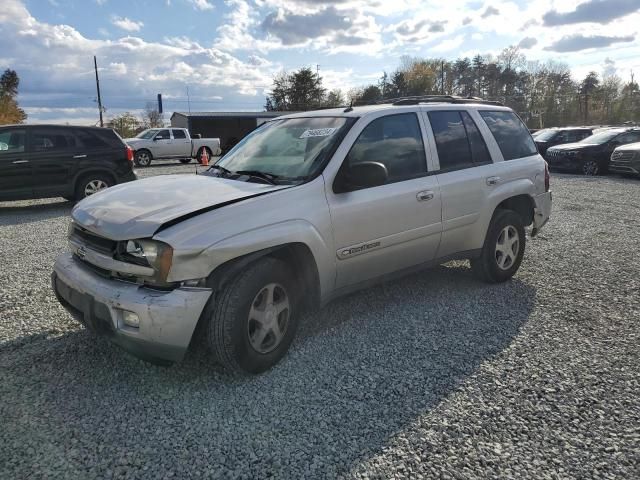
[461,111,491,164]
[172,129,186,139]
[32,128,78,152]
[0,129,26,154]
[74,129,109,148]
[344,113,427,186]
[479,111,537,160]
[617,132,640,144]
[155,129,170,140]
[428,111,473,170]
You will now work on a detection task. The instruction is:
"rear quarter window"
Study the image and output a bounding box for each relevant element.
[479,111,537,160]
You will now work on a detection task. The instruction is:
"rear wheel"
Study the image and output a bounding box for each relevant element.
[179,158,192,164]
[134,150,152,167]
[471,209,526,283]
[75,174,113,200]
[206,257,298,374]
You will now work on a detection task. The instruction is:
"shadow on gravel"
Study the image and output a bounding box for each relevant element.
[0,262,536,477]
[0,199,73,226]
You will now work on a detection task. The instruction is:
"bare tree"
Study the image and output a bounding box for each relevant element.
[141,102,163,128]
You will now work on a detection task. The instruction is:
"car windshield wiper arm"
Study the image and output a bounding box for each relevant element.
[233,170,280,185]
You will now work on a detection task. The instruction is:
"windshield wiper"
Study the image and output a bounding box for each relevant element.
[233,170,280,185]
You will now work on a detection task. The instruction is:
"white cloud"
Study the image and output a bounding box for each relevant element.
[111,16,144,32]
[189,0,214,10]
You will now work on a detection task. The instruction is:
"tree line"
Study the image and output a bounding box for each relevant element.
[265,47,640,128]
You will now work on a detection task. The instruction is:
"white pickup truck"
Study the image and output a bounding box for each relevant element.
[125,128,221,167]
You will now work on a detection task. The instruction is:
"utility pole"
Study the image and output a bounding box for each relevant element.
[94,56,104,127]
[186,85,191,114]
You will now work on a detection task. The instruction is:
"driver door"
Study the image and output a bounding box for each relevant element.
[325,112,442,289]
[150,129,172,157]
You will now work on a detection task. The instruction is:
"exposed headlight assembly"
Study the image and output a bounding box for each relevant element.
[122,239,173,283]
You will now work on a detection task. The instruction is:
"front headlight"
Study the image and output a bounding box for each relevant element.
[121,239,173,283]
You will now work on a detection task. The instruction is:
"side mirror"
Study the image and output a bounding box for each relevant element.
[347,161,388,189]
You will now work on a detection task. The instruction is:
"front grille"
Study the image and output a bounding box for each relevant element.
[611,151,635,165]
[71,226,117,255]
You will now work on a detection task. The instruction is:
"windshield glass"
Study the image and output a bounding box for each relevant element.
[535,130,558,141]
[136,129,159,139]
[579,130,623,145]
[215,117,353,182]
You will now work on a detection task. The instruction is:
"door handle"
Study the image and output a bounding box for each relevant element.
[486,176,500,186]
[73,155,87,159]
[12,159,29,164]
[416,190,434,202]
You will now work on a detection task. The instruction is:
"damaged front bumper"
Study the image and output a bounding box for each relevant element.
[52,253,212,364]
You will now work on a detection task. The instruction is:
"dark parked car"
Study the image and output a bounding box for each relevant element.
[534,127,593,157]
[0,125,136,202]
[545,127,640,175]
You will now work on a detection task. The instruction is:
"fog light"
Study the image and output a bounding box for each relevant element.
[122,310,140,328]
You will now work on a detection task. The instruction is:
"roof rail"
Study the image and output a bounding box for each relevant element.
[376,95,503,106]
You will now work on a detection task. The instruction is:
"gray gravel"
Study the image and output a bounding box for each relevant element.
[1,167,639,479]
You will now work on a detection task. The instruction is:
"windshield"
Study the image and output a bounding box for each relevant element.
[214,117,353,183]
[136,129,159,139]
[579,130,623,145]
[535,130,558,141]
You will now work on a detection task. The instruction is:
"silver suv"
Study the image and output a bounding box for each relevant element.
[52,97,552,373]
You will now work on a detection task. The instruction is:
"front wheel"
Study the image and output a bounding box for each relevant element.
[179,158,191,164]
[197,147,212,164]
[206,257,298,374]
[581,159,600,176]
[471,209,526,283]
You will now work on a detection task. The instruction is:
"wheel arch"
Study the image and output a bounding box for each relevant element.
[494,194,535,226]
[135,147,153,158]
[205,242,322,312]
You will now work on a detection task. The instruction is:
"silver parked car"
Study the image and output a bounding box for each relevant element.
[52,97,552,373]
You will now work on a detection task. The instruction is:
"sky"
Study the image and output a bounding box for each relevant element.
[1,0,639,125]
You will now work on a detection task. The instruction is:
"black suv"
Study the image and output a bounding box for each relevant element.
[0,125,136,201]
[545,127,640,175]
[534,127,593,157]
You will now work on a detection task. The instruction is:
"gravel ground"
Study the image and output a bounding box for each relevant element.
[1,166,639,479]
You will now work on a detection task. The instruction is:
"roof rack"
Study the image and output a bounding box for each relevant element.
[375,95,503,106]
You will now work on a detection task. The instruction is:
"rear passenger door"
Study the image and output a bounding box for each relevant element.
[171,129,191,157]
[423,109,497,258]
[31,127,82,197]
[326,111,442,288]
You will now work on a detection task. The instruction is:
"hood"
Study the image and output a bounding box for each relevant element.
[549,142,599,151]
[124,138,143,145]
[72,174,287,240]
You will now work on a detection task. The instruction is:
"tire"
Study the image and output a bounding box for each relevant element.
[179,158,192,164]
[134,150,152,167]
[470,209,526,283]
[197,147,212,165]
[206,257,299,374]
[75,173,113,200]
[581,159,600,176]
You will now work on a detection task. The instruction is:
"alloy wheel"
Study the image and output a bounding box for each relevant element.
[84,179,108,197]
[582,160,599,176]
[247,283,290,354]
[495,225,520,271]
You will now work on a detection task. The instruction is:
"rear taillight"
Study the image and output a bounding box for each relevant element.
[544,161,550,192]
[126,146,134,163]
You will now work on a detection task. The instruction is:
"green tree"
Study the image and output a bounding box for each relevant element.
[107,112,142,138]
[0,69,27,125]
[265,67,325,111]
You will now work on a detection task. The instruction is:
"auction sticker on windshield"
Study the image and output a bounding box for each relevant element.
[300,128,337,138]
